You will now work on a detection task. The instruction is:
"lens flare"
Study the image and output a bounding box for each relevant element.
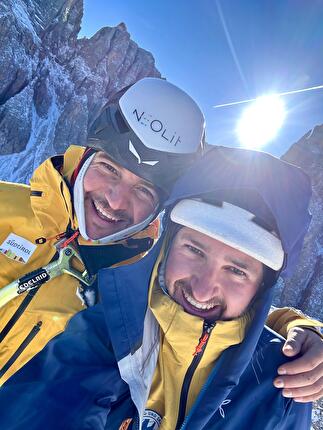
[236,95,286,149]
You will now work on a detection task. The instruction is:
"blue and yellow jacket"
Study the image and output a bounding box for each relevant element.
[0,147,316,429]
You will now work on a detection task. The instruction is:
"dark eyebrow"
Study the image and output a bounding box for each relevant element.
[227,258,249,270]
[181,234,209,252]
[137,179,159,201]
[225,257,260,275]
[99,154,156,191]
[138,178,156,191]
[96,153,117,165]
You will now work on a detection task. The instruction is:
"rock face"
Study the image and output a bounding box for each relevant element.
[272,125,323,319]
[0,0,160,182]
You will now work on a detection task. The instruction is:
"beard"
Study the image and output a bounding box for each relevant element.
[170,279,228,322]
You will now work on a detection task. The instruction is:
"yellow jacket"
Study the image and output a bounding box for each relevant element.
[145,250,322,430]
[147,278,251,430]
[0,146,156,384]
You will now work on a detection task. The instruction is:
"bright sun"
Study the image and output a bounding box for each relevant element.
[236,95,286,149]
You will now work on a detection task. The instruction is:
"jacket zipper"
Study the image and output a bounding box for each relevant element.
[0,321,42,378]
[175,321,215,430]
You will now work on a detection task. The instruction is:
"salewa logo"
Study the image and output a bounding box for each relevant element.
[129,140,159,166]
[0,233,37,264]
[133,109,181,146]
[219,398,231,419]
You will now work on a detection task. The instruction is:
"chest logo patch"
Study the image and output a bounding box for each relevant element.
[142,409,162,429]
[219,398,231,418]
[0,233,37,264]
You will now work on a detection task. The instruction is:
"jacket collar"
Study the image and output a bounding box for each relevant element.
[29,146,84,238]
[183,287,274,429]
[98,237,164,360]
[99,231,272,365]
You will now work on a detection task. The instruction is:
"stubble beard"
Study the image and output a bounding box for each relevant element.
[171,279,227,322]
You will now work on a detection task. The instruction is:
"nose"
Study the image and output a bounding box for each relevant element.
[190,266,223,302]
[104,182,131,211]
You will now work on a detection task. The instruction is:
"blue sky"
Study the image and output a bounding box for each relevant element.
[80,0,323,156]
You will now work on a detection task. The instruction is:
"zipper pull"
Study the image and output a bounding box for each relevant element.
[46,227,80,248]
[193,321,215,356]
[60,230,79,248]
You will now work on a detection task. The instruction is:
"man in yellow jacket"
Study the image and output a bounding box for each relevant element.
[0,77,206,383]
[0,78,321,404]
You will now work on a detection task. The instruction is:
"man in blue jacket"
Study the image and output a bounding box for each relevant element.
[0,146,321,430]
[103,146,316,429]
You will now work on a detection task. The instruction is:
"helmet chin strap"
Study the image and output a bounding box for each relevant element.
[73,153,96,241]
[73,153,158,244]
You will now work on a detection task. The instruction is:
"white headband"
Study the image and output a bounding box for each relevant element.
[170,199,284,270]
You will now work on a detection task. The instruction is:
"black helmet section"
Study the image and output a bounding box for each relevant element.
[87,78,205,197]
[166,145,312,279]
[87,106,201,198]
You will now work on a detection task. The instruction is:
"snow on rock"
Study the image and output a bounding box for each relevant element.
[0,0,39,111]
[0,0,160,180]
[11,0,40,43]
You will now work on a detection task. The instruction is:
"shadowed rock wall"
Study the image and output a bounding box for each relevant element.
[272,125,323,319]
[0,0,160,182]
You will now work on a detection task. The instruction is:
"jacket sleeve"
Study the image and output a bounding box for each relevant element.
[0,305,130,430]
[279,398,312,429]
[266,306,323,338]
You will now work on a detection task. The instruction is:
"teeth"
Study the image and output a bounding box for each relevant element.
[94,201,122,222]
[183,290,217,310]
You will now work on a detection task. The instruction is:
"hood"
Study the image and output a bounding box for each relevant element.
[99,145,312,359]
[29,148,79,238]
[165,146,312,279]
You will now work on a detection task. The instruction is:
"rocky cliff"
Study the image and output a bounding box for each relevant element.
[0,0,160,182]
[272,125,323,319]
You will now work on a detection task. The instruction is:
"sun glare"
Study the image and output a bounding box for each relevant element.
[236,95,286,149]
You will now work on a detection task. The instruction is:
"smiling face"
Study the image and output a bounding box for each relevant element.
[83,152,159,240]
[165,227,264,321]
